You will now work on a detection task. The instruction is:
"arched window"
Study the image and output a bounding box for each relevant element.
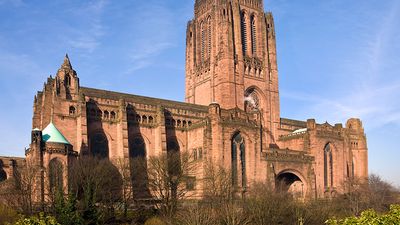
[49,159,63,193]
[69,106,76,116]
[129,136,146,158]
[207,17,212,58]
[149,116,154,124]
[241,11,248,56]
[110,111,116,120]
[232,133,246,187]
[136,115,141,123]
[0,168,7,182]
[324,144,333,189]
[251,15,257,55]
[90,133,109,159]
[142,115,147,124]
[65,75,71,87]
[201,21,205,62]
[104,111,110,119]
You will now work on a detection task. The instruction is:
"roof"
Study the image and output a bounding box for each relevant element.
[42,122,71,145]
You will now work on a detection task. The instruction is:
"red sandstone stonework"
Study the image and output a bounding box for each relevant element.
[0,0,368,202]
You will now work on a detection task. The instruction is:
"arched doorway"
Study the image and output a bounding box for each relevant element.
[90,132,109,159]
[276,171,305,199]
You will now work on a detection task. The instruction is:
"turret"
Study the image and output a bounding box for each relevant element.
[55,54,80,100]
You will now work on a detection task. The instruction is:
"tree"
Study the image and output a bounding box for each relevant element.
[69,156,123,224]
[146,151,196,217]
[0,160,40,215]
[114,157,134,218]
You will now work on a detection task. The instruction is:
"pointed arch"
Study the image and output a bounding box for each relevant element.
[232,132,246,188]
[324,143,334,189]
[90,132,109,159]
[65,74,71,87]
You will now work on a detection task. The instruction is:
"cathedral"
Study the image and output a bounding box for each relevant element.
[1,0,368,202]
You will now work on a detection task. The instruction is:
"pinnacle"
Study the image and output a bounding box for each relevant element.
[62,53,72,69]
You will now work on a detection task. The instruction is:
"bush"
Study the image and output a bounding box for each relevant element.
[326,204,400,225]
[144,217,165,225]
[0,204,18,225]
[11,213,60,225]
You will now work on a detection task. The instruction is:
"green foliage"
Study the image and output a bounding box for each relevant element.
[11,213,60,225]
[144,217,166,225]
[326,204,400,225]
[54,192,82,225]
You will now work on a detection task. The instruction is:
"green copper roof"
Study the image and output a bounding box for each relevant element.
[42,122,71,145]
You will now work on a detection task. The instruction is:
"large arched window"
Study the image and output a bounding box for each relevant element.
[201,21,205,62]
[241,11,248,56]
[49,159,63,193]
[232,132,246,187]
[324,143,333,189]
[90,133,109,159]
[129,136,146,158]
[250,15,257,55]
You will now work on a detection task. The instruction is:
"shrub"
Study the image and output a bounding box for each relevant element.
[11,213,60,225]
[326,204,400,225]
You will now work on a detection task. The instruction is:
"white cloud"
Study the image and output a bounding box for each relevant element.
[67,0,108,53]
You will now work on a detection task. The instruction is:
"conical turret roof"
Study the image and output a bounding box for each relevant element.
[42,122,71,145]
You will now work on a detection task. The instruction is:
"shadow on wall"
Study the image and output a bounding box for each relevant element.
[127,104,150,199]
[87,99,109,159]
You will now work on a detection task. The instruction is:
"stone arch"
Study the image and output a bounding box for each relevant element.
[324,142,334,189]
[244,86,266,113]
[48,158,64,193]
[276,169,307,199]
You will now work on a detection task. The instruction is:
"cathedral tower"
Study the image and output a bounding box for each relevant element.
[185,0,281,144]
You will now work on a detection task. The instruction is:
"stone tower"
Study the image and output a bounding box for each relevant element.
[185,0,281,145]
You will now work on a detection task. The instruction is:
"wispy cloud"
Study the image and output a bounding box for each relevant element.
[67,0,108,53]
[282,0,400,130]
[123,2,178,74]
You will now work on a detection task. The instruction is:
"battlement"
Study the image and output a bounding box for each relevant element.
[194,0,264,17]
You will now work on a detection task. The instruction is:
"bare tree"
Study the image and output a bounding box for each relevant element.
[114,157,134,218]
[146,151,196,217]
[69,156,123,223]
[202,160,235,205]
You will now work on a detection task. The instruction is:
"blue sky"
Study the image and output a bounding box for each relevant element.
[0,0,399,186]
